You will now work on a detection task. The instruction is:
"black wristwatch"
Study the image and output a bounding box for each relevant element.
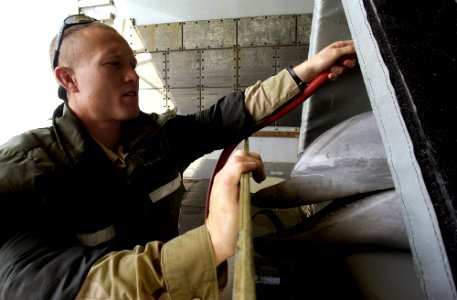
[287,66,306,91]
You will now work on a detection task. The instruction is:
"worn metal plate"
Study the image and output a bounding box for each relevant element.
[135,52,167,89]
[238,47,276,87]
[201,87,237,110]
[167,50,201,88]
[183,19,236,49]
[297,14,313,45]
[276,45,309,69]
[129,14,311,128]
[136,23,182,52]
[238,15,296,47]
[138,89,171,114]
[201,49,237,88]
[168,88,200,115]
[118,18,144,53]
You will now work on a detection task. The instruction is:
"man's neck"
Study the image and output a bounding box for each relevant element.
[87,122,122,151]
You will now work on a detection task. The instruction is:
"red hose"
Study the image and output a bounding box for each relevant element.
[204,55,354,217]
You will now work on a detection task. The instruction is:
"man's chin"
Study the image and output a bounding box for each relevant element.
[122,108,141,120]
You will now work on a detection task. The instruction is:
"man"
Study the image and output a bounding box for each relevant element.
[0,14,356,299]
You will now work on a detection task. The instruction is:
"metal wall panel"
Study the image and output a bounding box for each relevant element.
[119,18,145,53]
[127,13,311,125]
[136,23,182,51]
[276,45,309,69]
[297,14,313,45]
[138,89,170,114]
[167,50,201,88]
[135,52,167,89]
[238,47,276,87]
[238,15,297,47]
[183,19,237,49]
[168,88,200,115]
[201,87,237,110]
[201,49,237,88]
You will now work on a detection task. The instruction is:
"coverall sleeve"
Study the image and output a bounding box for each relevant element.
[76,225,225,299]
[244,68,301,122]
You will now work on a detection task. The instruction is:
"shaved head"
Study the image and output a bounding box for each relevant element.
[49,22,120,70]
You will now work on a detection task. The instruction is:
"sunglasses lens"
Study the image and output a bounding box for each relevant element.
[53,15,97,69]
[64,14,97,26]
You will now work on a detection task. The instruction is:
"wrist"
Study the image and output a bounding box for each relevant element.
[287,66,307,91]
[206,220,235,266]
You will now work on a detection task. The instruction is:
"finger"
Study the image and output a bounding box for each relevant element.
[327,65,346,80]
[334,40,354,47]
[230,150,265,182]
[252,166,266,183]
[342,57,357,68]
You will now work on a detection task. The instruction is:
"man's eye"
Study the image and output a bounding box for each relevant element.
[108,61,121,67]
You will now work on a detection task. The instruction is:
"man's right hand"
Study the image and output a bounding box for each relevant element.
[205,149,265,266]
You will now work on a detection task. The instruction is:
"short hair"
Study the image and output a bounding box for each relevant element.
[49,21,117,70]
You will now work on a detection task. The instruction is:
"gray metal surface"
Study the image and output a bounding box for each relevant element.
[201,87,237,110]
[167,50,201,88]
[183,19,237,49]
[167,88,200,115]
[299,0,371,151]
[138,89,170,114]
[238,47,276,87]
[201,49,237,88]
[135,52,166,89]
[276,45,309,69]
[124,13,312,126]
[238,15,297,47]
[297,14,313,45]
[136,22,182,51]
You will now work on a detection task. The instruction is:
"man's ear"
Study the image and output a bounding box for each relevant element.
[54,67,77,92]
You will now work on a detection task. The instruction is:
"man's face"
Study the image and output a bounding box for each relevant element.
[69,26,140,124]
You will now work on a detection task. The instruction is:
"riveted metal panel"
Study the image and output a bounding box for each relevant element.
[135,23,182,52]
[297,14,312,45]
[139,89,171,114]
[135,52,167,89]
[183,19,236,49]
[276,45,309,69]
[119,19,144,53]
[201,49,237,88]
[201,87,237,110]
[168,88,201,115]
[167,50,201,88]
[238,15,296,47]
[238,47,276,87]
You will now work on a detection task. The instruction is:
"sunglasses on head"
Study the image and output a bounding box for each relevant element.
[52,14,98,69]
